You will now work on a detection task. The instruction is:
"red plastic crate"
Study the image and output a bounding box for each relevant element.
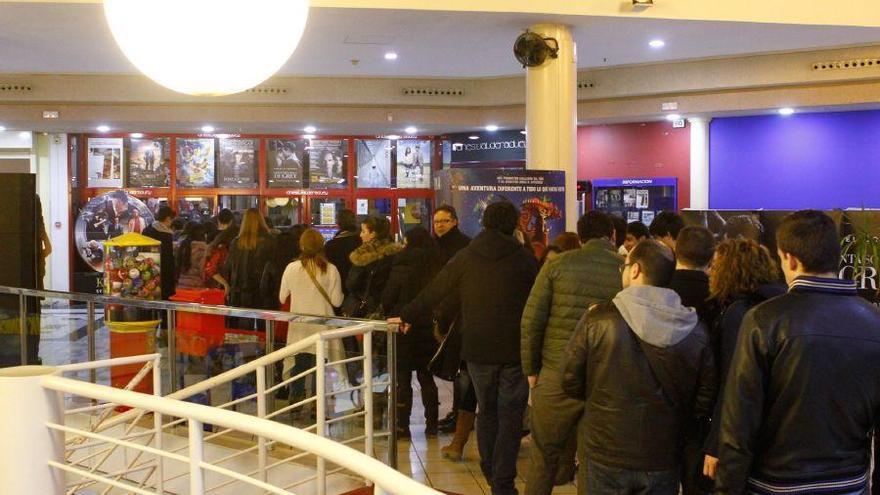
[170,288,226,333]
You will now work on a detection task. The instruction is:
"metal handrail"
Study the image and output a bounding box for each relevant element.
[43,375,441,495]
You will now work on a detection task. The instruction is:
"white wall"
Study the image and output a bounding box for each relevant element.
[34,133,70,292]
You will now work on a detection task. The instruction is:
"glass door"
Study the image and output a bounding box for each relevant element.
[266,197,304,228]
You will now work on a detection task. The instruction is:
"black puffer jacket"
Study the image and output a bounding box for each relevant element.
[561,286,716,471]
[341,240,402,318]
[401,229,537,364]
[715,281,880,495]
[382,246,441,344]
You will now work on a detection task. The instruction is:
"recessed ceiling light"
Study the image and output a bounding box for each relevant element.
[520,130,527,135]
[469,136,480,140]
[96,125,111,133]
[18,131,30,139]
[384,52,398,61]
[485,125,499,132]
[303,126,316,133]
[201,125,215,133]
[778,107,795,116]
[665,114,681,122]
[0,126,6,132]
[130,132,144,138]
[386,134,401,140]
[649,39,666,49]
[303,134,316,140]
[404,126,418,135]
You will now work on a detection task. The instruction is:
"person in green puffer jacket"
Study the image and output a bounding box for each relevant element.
[521,211,624,495]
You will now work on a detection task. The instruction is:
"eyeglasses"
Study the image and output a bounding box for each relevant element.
[433,219,454,225]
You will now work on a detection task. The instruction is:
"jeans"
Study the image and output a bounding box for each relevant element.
[467,361,529,495]
[587,459,678,495]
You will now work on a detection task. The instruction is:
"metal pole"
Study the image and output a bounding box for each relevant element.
[315,339,326,495]
[265,320,276,415]
[86,302,96,384]
[18,294,27,365]
[152,356,164,494]
[167,310,177,393]
[256,365,267,483]
[387,329,397,469]
[363,330,374,465]
[188,419,205,495]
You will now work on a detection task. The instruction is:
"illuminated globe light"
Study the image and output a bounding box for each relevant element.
[103,0,310,96]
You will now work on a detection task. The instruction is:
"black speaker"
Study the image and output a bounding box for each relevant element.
[577,180,592,196]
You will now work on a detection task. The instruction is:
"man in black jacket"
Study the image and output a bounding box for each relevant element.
[142,206,177,300]
[394,201,537,495]
[433,204,471,264]
[668,225,716,495]
[325,209,361,297]
[561,239,715,495]
[715,210,880,495]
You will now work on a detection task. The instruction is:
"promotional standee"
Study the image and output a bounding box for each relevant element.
[592,177,678,224]
[103,232,162,395]
[436,169,566,256]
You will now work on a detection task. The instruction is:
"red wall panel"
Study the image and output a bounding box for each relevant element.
[577,122,691,211]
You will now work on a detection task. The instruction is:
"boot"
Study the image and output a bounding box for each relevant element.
[440,410,475,461]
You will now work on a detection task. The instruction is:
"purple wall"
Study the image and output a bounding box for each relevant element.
[710,110,880,210]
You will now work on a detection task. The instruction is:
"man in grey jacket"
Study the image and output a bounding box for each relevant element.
[521,211,623,495]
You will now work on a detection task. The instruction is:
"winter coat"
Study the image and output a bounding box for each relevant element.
[520,238,623,376]
[224,234,276,310]
[434,226,471,265]
[341,240,403,318]
[400,229,538,365]
[177,241,208,289]
[668,269,711,323]
[382,246,441,341]
[561,285,716,471]
[142,222,176,300]
[325,230,362,296]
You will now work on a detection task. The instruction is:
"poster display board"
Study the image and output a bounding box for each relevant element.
[176,138,216,188]
[217,138,258,188]
[309,139,347,188]
[266,139,308,188]
[74,191,155,272]
[396,139,432,189]
[356,139,391,188]
[435,169,566,254]
[87,138,124,188]
[127,138,170,188]
[593,177,678,223]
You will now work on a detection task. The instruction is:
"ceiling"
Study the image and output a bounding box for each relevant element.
[3,3,880,79]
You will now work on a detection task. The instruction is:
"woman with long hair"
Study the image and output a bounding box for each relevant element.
[225,208,276,324]
[701,239,785,481]
[176,221,208,289]
[204,223,237,295]
[381,226,442,438]
[342,216,402,318]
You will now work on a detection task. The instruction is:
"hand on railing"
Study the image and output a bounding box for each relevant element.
[386,317,409,334]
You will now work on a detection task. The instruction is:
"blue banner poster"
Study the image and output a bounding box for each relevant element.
[436,169,566,254]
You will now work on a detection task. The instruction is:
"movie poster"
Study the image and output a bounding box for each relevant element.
[356,139,392,189]
[176,138,215,188]
[435,169,566,256]
[127,138,170,187]
[266,139,307,188]
[217,138,257,188]
[74,191,155,271]
[308,139,347,188]
[87,138,124,188]
[396,139,432,189]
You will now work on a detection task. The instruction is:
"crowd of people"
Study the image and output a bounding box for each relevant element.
[146,202,880,495]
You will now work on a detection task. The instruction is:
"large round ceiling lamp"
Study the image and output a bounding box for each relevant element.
[104,0,309,96]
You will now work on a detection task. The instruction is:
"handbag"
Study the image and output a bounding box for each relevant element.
[427,314,461,382]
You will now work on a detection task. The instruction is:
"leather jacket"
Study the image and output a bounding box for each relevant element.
[561,296,716,471]
[715,278,880,495]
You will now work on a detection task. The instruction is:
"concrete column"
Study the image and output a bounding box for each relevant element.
[47,134,70,292]
[688,117,712,210]
[525,23,578,231]
[0,366,64,495]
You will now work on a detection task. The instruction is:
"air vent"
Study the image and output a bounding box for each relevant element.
[245,87,288,95]
[812,58,880,71]
[401,87,465,97]
[0,83,33,93]
[577,80,596,89]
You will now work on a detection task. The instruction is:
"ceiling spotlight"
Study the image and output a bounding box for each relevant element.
[201,125,215,133]
[130,132,144,138]
[632,0,654,5]
[405,126,418,135]
[520,130,527,135]
[665,114,681,122]
[303,126,316,133]
[384,52,399,61]
[18,131,30,139]
[386,134,401,140]
[0,126,6,132]
[469,136,480,140]
[649,39,666,49]
[96,125,111,133]
[778,107,795,116]
[485,125,499,132]
[302,134,316,140]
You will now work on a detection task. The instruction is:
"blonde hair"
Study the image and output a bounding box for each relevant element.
[236,208,269,250]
